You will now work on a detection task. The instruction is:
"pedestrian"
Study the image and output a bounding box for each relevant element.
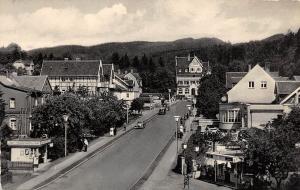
[114,127,117,135]
[83,138,88,152]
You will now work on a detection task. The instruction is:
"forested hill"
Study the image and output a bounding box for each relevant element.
[27,37,225,61]
[1,28,300,93]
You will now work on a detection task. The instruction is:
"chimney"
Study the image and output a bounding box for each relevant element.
[64,58,69,61]
[188,54,191,61]
[248,64,252,72]
[125,70,128,74]
[265,63,270,72]
[117,69,121,74]
[130,69,134,73]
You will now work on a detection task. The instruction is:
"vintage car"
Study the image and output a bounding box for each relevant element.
[134,121,146,129]
[158,107,166,115]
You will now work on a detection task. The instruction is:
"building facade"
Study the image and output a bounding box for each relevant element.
[175,55,210,98]
[0,74,52,136]
[41,59,112,94]
[219,64,300,131]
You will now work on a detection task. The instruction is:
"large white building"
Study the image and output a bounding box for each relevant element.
[175,55,210,98]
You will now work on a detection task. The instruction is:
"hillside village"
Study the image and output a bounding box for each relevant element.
[0,29,300,190]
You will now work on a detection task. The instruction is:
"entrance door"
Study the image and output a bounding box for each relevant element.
[191,88,196,96]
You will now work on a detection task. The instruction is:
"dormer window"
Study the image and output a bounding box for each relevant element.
[248,81,254,89]
[178,69,182,73]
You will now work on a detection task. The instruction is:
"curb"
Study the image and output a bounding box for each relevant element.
[30,109,160,190]
[130,134,175,190]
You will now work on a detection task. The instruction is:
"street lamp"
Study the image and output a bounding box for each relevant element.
[174,116,180,153]
[168,89,171,104]
[63,114,69,157]
[186,105,192,116]
[149,95,153,110]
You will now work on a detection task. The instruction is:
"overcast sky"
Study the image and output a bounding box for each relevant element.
[0,0,300,50]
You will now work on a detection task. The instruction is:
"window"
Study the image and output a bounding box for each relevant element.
[9,118,17,130]
[178,69,182,73]
[248,81,254,88]
[34,98,38,106]
[191,68,194,72]
[9,98,16,109]
[185,88,189,94]
[191,81,195,84]
[126,93,129,98]
[197,68,201,72]
[61,77,66,82]
[261,81,267,89]
[222,110,241,123]
[178,81,183,85]
[178,88,183,94]
[184,81,189,85]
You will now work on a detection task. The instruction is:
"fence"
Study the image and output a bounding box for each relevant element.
[8,161,34,171]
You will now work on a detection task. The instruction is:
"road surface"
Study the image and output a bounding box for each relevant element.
[40,101,188,190]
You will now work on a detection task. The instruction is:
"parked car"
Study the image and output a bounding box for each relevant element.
[134,121,146,129]
[158,107,166,115]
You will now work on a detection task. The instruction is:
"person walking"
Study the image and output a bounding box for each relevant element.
[83,138,88,152]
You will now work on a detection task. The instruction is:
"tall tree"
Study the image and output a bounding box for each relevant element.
[158,57,165,67]
[132,56,139,68]
[196,74,226,118]
[111,52,120,66]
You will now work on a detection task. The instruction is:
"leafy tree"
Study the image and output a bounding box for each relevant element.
[31,93,92,155]
[132,56,139,68]
[158,57,165,67]
[53,85,61,96]
[149,57,156,72]
[111,52,120,66]
[130,98,144,113]
[76,85,89,97]
[86,94,125,136]
[203,130,223,151]
[0,91,5,125]
[196,74,226,118]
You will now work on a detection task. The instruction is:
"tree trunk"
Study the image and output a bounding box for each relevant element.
[276,178,282,190]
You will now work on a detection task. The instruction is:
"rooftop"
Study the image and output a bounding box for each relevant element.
[41,60,101,76]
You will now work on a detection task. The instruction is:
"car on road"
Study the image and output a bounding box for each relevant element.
[158,107,166,115]
[134,121,146,129]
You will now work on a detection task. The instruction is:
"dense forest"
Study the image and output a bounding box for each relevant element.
[1,28,300,94]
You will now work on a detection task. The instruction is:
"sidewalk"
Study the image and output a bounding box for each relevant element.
[140,117,231,190]
[14,107,160,190]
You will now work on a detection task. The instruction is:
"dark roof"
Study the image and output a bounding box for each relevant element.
[131,73,142,80]
[13,76,48,91]
[0,75,40,92]
[276,81,300,95]
[226,72,247,89]
[41,60,101,76]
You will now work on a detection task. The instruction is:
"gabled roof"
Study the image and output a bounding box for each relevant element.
[13,75,48,91]
[0,75,39,92]
[131,73,142,80]
[176,56,208,69]
[41,60,101,76]
[276,81,300,95]
[226,72,247,89]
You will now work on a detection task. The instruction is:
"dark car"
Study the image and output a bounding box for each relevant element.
[134,121,146,129]
[158,107,166,115]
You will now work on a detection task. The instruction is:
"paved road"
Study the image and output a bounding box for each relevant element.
[40,101,188,190]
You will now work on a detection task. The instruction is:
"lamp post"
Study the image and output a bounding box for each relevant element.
[63,114,69,157]
[149,95,153,110]
[126,104,129,124]
[168,89,171,104]
[174,116,180,154]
